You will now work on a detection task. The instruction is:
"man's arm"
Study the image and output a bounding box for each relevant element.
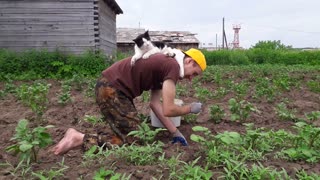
[149,89,177,133]
[149,79,191,146]
[161,79,191,117]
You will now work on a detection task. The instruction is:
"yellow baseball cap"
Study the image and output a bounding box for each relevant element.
[184,48,207,71]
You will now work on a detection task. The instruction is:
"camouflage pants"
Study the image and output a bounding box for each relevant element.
[82,76,140,151]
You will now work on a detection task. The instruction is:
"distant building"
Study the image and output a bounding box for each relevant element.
[117,28,200,53]
[200,42,219,51]
[294,47,320,51]
[0,0,123,55]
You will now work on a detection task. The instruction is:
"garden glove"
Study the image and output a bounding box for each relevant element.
[172,129,188,146]
[190,102,202,114]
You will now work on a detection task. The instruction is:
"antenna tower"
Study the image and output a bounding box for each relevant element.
[232,24,241,49]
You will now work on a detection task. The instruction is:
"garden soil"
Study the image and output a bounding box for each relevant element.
[0,77,320,179]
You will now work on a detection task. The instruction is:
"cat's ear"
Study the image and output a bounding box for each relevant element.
[144,30,151,40]
[132,38,137,43]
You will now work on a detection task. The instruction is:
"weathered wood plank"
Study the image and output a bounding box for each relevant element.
[0,41,95,47]
[97,0,116,54]
[0,21,94,25]
[1,8,93,14]
[4,46,95,54]
[0,0,117,55]
[99,39,116,54]
[98,0,116,19]
[53,0,93,2]
[0,14,94,18]
[0,31,95,35]
[0,25,95,33]
[0,35,94,41]
[0,2,93,9]
[0,17,94,23]
[99,14,116,27]
[100,38,115,46]
[0,24,94,31]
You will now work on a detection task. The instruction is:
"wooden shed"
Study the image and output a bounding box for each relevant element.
[0,0,123,55]
[117,28,200,53]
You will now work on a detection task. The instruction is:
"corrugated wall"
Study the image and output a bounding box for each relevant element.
[0,0,117,54]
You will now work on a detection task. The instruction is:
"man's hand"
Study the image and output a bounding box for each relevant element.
[190,102,202,114]
[172,129,188,146]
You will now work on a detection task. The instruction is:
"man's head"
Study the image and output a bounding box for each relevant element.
[183,48,206,81]
[184,48,206,71]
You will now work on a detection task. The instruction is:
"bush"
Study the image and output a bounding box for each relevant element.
[203,49,320,66]
[0,49,111,80]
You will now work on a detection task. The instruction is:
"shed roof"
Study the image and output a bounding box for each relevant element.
[105,0,123,14]
[117,28,200,44]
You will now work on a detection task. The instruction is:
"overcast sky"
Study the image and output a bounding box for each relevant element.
[115,0,320,49]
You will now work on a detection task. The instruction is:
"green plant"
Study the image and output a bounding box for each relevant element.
[183,114,198,124]
[212,86,228,99]
[57,82,72,105]
[15,82,51,119]
[0,89,5,99]
[240,124,275,159]
[225,162,290,180]
[158,153,182,178]
[305,111,320,123]
[68,74,87,91]
[84,78,96,98]
[275,102,297,121]
[93,167,131,180]
[176,83,189,97]
[4,80,17,93]
[295,169,320,179]
[0,160,31,178]
[307,80,320,93]
[253,77,276,102]
[232,81,249,99]
[190,126,241,167]
[213,71,223,85]
[278,122,320,163]
[273,73,296,92]
[141,91,150,102]
[221,159,248,179]
[127,120,166,144]
[228,98,258,122]
[6,119,54,165]
[251,40,291,50]
[82,145,113,167]
[209,104,225,123]
[83,115,103,127]
[200,67,215,83]
[32,158,69,180]
[113,141,163,165]
[0,49,107,80]
[194,87,213,102]
[175,157,213,180]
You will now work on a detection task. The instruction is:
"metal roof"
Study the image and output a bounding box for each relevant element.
[117,28,200,44]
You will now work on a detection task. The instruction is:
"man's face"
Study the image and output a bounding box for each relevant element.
[183,57,202,81]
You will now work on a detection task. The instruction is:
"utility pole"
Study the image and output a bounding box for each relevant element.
[222,17,225,49]
[222,17,228,49]
[216,33,218,50]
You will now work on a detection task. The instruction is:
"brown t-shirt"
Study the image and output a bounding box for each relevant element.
[102,53,180,100]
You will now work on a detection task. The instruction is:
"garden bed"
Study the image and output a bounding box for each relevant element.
[0,65,320,179]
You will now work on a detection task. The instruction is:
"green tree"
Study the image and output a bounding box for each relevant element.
[251,40,292,50]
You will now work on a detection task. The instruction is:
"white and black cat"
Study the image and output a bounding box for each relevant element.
[131,30,175,66]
